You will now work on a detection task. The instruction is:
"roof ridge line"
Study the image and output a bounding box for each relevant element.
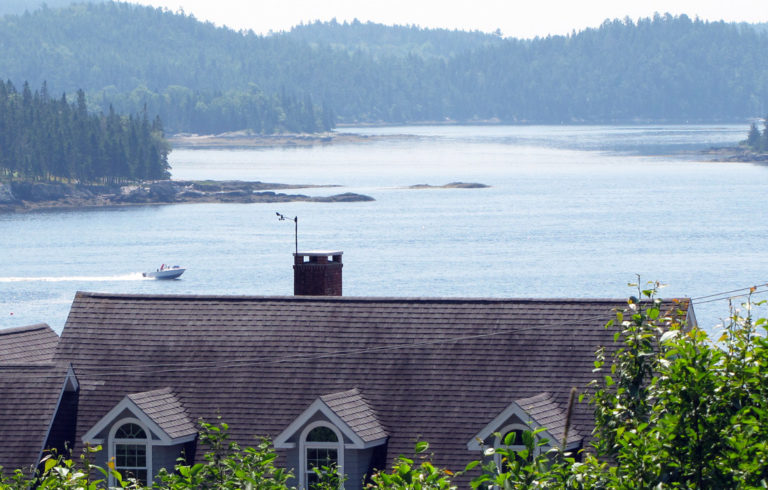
[73,291,664,304]
[0,323,51,336]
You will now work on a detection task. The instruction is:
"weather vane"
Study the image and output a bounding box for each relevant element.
[276,212,298,254]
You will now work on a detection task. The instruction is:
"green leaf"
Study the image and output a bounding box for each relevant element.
[44,456,57,473]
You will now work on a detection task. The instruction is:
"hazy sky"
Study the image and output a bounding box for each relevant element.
[129,0,768,38]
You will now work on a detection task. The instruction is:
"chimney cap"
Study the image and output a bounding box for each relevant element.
[293,250,343,257]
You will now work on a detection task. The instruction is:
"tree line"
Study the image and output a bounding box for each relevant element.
[0,4,767,133]
[0,81,170,183]
[745,118,768,152]
[93,85,334,136]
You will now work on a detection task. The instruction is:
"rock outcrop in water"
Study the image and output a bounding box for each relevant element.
[406,182,489,189]
[0,180,374,212]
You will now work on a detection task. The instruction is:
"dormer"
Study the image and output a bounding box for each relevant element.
[82,387,197,486]
[274,388,387,488]
[468,392,582,456]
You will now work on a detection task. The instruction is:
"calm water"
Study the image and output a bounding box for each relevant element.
[1,124,766,334]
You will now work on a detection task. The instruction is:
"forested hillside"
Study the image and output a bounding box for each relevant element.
[0,3,766,132]
[285,19,505,59]
[0,0,105,16]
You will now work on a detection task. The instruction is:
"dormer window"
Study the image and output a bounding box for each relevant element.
[468,393,583,459]
[110,419,150,485]
[273,388,388,489]
[492,424,534,470]
[81,388,197,486]
[302,423,343,488]
[496,425,526,451]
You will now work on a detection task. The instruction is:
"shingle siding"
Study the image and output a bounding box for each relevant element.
[345,446,377,488]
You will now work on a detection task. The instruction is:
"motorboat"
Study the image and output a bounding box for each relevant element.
[143,265,185,280]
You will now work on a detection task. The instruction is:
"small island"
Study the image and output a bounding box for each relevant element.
[0,180,374,213]
[706,119,768,163]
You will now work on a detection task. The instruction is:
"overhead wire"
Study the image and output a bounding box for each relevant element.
[73,312,618,377]
[3,281,768,380]
[691,283,768,305]
[2,306,655,380]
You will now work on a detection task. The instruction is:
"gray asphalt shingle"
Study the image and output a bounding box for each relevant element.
[128,387,197,440]
[320,388,387,443]
[0,363,72,476]
[0,324,58,364]
[49,292,691,479]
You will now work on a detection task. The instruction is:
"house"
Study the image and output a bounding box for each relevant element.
[0,252,694,487]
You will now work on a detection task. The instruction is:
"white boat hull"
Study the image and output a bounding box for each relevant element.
[143,267,185,280]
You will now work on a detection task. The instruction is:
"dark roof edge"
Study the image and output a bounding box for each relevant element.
[73,291,691,305]
[35,364,78,475]
[0,323,53,336]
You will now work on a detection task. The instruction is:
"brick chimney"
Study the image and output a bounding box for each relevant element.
[293,251,343,296]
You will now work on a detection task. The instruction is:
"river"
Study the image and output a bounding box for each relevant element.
[1,124,765,335]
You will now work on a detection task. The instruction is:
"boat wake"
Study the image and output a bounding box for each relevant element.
[0,273,146,283]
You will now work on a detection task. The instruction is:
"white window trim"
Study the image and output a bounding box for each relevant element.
[108,417,153,487]
[299,421,345,490]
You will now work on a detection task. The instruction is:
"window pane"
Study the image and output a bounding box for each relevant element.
[121,469,148,486]
[115,423,147,439]
[136,450,146,467]
[116,446,128,465]
[307,448,338,468]
[307,471,319,488]
[306,426,338,442]
[115,444,148,485]
[502,429,525,446]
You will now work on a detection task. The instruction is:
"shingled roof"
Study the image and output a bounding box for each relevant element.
[0,323,58,363]
[127,388,197,440]
[320,388,387,444]
[0,363,77,476]
[53,292,692,478]
[515,392,582,447]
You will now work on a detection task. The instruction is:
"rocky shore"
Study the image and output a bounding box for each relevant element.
[0,180,374,213]
[171,131,374,149]
[702,146,768,163]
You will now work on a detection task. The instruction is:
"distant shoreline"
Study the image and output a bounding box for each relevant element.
[169,131,400,149]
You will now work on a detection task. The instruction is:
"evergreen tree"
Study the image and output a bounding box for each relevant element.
[762,117,768,152]
[0,81,170,184]
[747,122,761,150]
